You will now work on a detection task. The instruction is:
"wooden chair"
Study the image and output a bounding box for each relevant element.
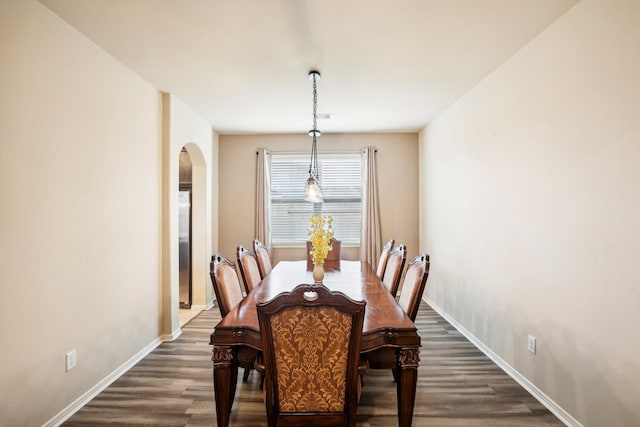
[237,245,262,294]
[375,239,395,279]
[364,253,430,382]
[209,253,258,382]
[306,238,341,271]
[209,254,244,317]
[397,253,430,321]
[381,243,406,297]
[257,283,366,427]
[253,239,273,278]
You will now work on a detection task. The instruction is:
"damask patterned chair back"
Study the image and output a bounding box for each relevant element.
[237,245,262,294]
[257,284,366,427]
[381,243,407,297]
[253,239,273,278]
[375,239,395,279]
[209,253,244,317]
[397,253,430,321]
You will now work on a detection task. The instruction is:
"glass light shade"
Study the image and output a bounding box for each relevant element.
[304,176,323,203]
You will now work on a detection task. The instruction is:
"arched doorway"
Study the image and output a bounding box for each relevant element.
[177,143,208,327]
[160,93,214,340]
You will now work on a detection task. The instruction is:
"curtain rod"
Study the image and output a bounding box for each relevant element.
[256,148,377,155]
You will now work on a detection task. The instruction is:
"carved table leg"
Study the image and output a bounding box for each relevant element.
[213,345,238,427]
[396,347,420,427]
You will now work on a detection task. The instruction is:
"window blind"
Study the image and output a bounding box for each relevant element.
[270,152,362,246]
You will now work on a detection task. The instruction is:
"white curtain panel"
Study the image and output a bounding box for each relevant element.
[255,148,272,252]
[361,147,381,266]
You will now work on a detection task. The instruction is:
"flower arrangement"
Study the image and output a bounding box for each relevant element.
[308,215,334,265]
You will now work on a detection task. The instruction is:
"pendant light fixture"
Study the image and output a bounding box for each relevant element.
[304,70,323,203]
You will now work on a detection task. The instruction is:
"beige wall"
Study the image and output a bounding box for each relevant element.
[219,133,420,266]
[0,1,215,425]
[419,0,640,425]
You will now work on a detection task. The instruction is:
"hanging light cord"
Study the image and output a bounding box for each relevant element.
[309,72,320,178]
[304,70,323,203]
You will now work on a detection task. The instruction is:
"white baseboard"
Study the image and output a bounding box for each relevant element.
[425,298,583,427]
[161,327,182,342]
[44,303,216,426]
[44,337,163,427]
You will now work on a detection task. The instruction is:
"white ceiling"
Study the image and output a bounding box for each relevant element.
[39,0,578,134]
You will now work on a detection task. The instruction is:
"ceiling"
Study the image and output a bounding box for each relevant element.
[39,0,578,134]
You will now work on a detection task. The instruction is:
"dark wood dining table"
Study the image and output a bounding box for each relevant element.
[209,260,421,427]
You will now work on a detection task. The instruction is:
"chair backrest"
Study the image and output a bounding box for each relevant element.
[236,245,262,294]
[209,253,244,317]
[382,243,407,297]
[375,239,395,279]
[253,239,273,278]
[327,238,341,261]
[397,253,430,322]
[257,284,365,427]
[306,238,341,271]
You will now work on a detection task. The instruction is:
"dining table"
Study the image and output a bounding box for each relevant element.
[209,259,421,427]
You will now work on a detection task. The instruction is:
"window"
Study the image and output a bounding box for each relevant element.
[270,152,363,246]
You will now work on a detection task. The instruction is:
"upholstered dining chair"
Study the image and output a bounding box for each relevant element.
[306,238,341,271]
[236,245,262,294]
[397,253,430,322]
[256,283,366,427]
[364,252,430,383]
[375,239,395,279]
[381,243,407,297]
[210,254,244,317]
[253,239,272,278]
[209,253,258,382]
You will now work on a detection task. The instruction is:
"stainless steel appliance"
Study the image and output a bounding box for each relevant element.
[178,190,191,308]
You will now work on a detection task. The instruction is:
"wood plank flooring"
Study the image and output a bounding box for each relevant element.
[63,302,564,426]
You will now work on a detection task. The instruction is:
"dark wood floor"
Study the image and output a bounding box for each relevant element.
[63,302,564,426]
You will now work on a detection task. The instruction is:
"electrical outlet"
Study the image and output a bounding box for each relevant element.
[66,349,77,371]
[527,335,536,354]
